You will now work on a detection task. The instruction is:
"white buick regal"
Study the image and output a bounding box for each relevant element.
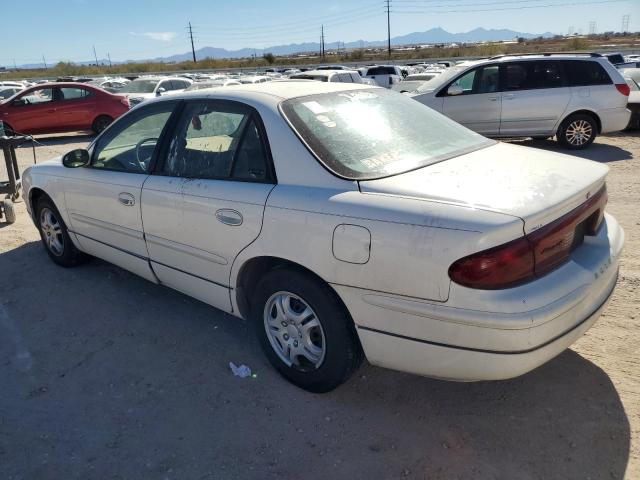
[23,82,624,392]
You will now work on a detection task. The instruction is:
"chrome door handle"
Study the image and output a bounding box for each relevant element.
[488,96,499,101]
[503,94,515,100]
[215,209,243,226]
[118,192,135,206]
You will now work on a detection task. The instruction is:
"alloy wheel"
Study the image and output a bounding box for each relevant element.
[565,119,593,146]
[39,207,64,256]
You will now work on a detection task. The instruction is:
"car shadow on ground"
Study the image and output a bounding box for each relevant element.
[507,136,634,163]
[0,241,631,479]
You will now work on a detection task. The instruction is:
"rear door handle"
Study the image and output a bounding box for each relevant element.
[215,209,243,226]
[118,192,135,206]
[47,109,56,113]
[488,96,500,101]
[503,94,515,100]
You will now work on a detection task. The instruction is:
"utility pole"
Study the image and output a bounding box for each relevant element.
[93,45,99,66]
[321,24,325,58]
[42,55,48,70]
[188,22,197,63]
[588,21,596,35]
[385,0,391,59]
[107,52,112,68]
[12,59,17,70]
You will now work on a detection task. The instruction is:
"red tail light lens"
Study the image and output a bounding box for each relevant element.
[615,83,631,96]
[449,185,607,290]
[119,97,130,108]
[448,237,534,289]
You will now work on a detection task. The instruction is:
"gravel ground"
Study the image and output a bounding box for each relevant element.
[0,131,638,480]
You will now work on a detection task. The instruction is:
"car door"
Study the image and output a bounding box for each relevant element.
[2,87,56,133]
[141,99,276,311]
[499,60,571,136]
[440,64,501,135]
[62,100,179,281]
[55,86,96,130]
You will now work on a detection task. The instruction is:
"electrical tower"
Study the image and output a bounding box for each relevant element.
[321,25,325,58]
[622,14,630,33]
[588,21,596,35]
[188,22,197,63]
[385,0,391,58]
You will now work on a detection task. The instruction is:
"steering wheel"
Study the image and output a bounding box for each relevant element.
[134,137,158,171]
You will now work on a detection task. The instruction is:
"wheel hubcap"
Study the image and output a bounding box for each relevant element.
[40,207,64,256]
[565,120,593,146]
[263,291,326,370]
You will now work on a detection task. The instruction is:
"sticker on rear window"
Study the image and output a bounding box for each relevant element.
[301,101,328,114]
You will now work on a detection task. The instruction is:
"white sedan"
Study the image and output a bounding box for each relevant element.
[22,82,624,392]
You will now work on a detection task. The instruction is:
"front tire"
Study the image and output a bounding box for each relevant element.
[35,197,86,267]
[557,113,597,149]
[251,268,363,393]
[92,115,113,135]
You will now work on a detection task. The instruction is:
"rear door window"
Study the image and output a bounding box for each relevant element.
[502,61,565,91]
[565,60,612,86]
[59,87,92,101]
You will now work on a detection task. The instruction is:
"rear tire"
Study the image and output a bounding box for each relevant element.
[557,113,597,149]
[35,196,87,267]
[251,268,363,393]
[92,115,113,135]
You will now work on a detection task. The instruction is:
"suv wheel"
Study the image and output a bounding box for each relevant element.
[557,114,597,149]
[251,268,363,393]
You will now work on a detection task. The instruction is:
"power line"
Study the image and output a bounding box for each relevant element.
[391,0,630,14]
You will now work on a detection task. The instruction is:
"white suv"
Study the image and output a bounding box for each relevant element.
[412,53,631,149]
[361,65,404,88]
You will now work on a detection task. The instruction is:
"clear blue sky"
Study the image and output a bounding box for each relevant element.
[1,0,637,66]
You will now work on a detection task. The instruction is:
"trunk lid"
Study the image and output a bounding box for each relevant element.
[359,142,608,234]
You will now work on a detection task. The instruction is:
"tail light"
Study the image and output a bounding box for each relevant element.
[119,97,130,108]
[449,185,607,289]
[615,83,630,96]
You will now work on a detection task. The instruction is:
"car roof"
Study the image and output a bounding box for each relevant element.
[147,80,376,105]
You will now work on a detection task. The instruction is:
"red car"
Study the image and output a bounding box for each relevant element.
[0,82,129,136]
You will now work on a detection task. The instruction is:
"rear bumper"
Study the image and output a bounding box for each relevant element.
[334,213,624,381]
[599,107,632,133]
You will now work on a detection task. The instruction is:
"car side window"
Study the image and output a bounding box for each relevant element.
[449,69,477,94]
[14,88,53,106]
[502,61,565,91]
[59,87,91,101]
[163,101,272,182]
[91,102,176,173]
[566,60,612,86]
[476,65,500,93]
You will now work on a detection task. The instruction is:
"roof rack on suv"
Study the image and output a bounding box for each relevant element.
[488,52,602,60]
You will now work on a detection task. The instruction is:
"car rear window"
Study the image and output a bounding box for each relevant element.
[280,88,493,180]
[566,60,612,86]
[367,67,396,76]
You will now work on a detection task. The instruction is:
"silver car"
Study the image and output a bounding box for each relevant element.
[412,53,631,149]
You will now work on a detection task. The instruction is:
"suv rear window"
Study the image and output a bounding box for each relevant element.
[367,67,396,76]
[566,60,612,86]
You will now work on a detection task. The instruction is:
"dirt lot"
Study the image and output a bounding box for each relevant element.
[0,132,638,480]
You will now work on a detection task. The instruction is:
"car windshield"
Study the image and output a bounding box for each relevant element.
[415,65,468,93]
[280,88,493,180]
[119,79,159,93]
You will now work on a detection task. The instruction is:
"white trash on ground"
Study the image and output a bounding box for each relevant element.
[229,362,252,378]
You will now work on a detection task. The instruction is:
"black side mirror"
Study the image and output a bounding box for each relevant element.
[12,98,26,107]
[62,149,90,168]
